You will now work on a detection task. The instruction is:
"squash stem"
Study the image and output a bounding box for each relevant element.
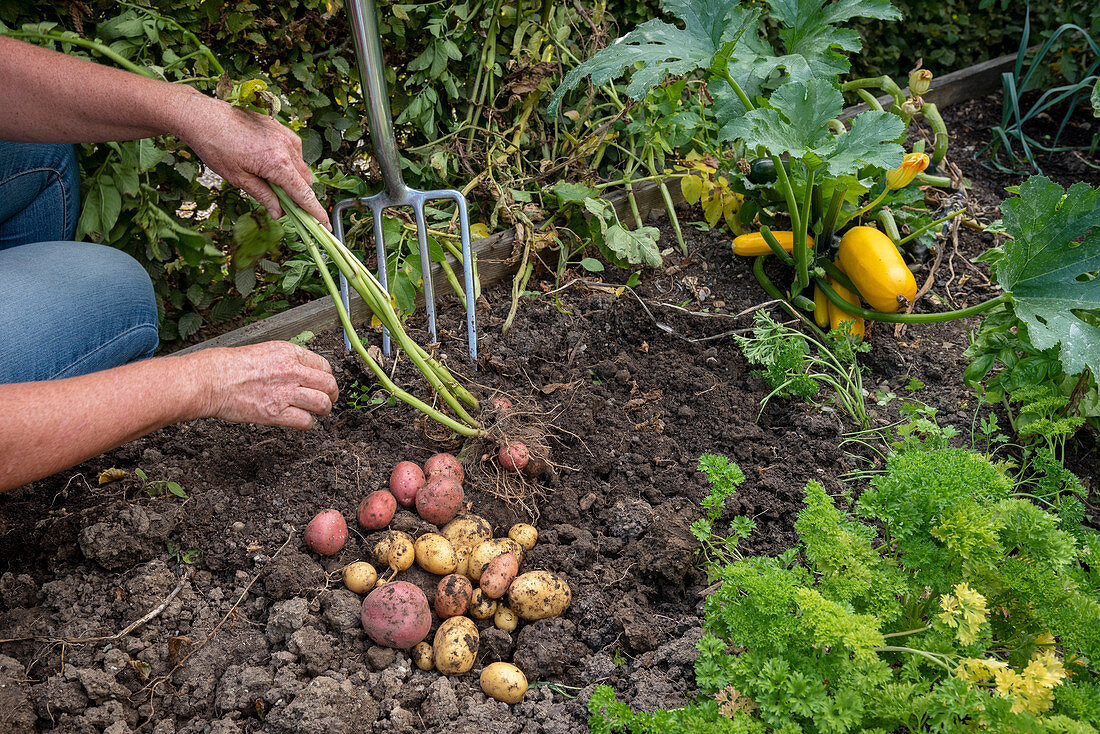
[816,279,1009,323]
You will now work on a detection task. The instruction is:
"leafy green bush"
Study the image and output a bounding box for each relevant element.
[589,447,1100,732]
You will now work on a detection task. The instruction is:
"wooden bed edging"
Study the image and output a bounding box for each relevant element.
[180,52,1018,354]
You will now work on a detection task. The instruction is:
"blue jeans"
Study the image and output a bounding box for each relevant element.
[0,142,158,384]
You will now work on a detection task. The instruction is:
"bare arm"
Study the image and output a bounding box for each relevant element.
[0,342,339,492]
[0,35,329,223]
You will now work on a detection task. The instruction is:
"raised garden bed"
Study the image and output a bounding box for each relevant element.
[0,87,1097,733]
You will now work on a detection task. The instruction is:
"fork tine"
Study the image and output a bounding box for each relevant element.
[451,193,478,362]
[411,199,438,344]
[371,203,392,355]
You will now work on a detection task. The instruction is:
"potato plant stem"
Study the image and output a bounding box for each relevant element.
[305,244,481,437]
[816,278,1009,323]
[274,187,481,429]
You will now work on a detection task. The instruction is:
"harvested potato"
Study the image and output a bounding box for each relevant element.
[411,642,434,671]
[480,662,527,704]
[480,552,518,599]
[433,616,478,675]
[343,561,378,594]
[454,546,471,577]
[390,461,425,507]
[416,476,464,526]
[494,605,518,632]
[424,452,464,483]
[468,588,497,620]
[361,581,431,648]
[469,538,524,582]
[358,490,397,531]
[508,571,571,620]
[374,530,414,572]
[441,514,492,550]
[435,573,473,618]
[508,523,538,551]
[498,442,530,471]
[305,510,348,556]
[414,533,458,575]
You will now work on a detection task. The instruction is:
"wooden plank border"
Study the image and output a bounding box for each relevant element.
[181,52,1016,354]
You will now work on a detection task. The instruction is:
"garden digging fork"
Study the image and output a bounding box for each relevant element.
[332,0,478,361]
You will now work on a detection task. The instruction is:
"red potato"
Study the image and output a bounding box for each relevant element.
[424,453,464,484]
[490,396,513,411]
[361,581,432,648]
[416,476,464,526]
[434,573,474,618]
[480,552,519,599]
[305,510,347,556]
[498,442,530,472]
[389,461,425,507]
[358,490,397,531]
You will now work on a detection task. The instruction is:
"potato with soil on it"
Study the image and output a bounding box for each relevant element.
[411,641,434,671]
[468,538,524,582]
[389,461,425,507]
[414,533,458,575]
[481,662,527,704]
[454,545,471,577]
[416,476,464,526]
[498,442,530,471]
[433,615,479,675]
[374,530,415,572]
[507,571,571,620]
[424,452,464,483]
[468,588,498,620]
[358,490,397,531]
[441,514,493,550]
[361,581,432,648]
[343,561,378,593]
[490,396,514,411]
[480,552,519,599]
[304,509,347,556]
[508,523,538,551]
[494,605,518,632]
[435,573,474,618]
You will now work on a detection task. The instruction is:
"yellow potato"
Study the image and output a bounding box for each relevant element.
[342,562,378,594]
[414,533,458,575]
[433,616,478,676]
[454,546,471,577]
[508,523,538,551]
[374,530,415,572]
[469,538,524,582]
[441,514,493,550]
[480,662,527,704]
[507,571,571,620]
[411,642,434,671]
[494,606,518,632]
[468,588,498,620]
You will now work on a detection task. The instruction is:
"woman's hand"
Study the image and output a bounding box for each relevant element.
[173,92,331,228]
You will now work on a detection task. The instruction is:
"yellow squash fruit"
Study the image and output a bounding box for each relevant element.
[732,231,814,256]
[813,284,830,328]
[837,226,916,313]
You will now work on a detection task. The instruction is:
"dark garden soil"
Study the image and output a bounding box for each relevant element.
[0,93,1097,733]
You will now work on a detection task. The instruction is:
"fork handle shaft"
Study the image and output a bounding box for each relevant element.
[348,0,406,198]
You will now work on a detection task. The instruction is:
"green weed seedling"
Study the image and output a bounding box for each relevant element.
[134,468,187,500]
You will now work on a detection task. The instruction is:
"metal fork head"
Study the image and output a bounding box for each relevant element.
[331,189,478,362]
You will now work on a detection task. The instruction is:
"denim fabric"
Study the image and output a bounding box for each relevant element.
[0,142,159,384]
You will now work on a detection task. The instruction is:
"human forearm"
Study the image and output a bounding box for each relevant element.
[0,342,338,492]
[0,353,210,490]
[0,35,199,144]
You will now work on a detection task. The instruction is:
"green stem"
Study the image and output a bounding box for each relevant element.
[921,102,950,165]
[794,167,815,291]
[838,187,889,228]
[4,30,155,77]
[843,76,905,110]
[817,279,1009,323]
[818,184,847,248]
[855,88,883,111]
[306,244,480,437]
[648,149,686,255]
[882,625,931,639]
[771,154,801,242]
[897,209,965,246]
[875,646,953,671]
[752,257,829,340]
[759,226,795,266]
[724,71,755,112]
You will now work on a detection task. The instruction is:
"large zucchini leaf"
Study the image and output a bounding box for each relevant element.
[998,176,1100,376]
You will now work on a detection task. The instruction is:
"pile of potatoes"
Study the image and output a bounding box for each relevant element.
[301,452,571,705]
